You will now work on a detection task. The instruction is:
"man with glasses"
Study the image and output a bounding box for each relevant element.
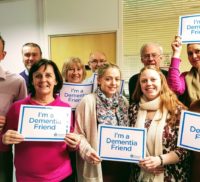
[0,35,27,182]
[128,43,168,104]
[84,51,107,83]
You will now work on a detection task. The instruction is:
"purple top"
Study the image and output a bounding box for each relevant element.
[0,96,73,182]
[20,70,29,89]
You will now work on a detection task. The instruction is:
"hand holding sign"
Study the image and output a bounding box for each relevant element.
[2,130,24,145]
[179,14,200,43]
[139,156,164,173]
[65,133,81,150]
[85,148,101,165]
[171,36,183,59]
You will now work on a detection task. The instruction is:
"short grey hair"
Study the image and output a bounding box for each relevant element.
[140,42,163,57]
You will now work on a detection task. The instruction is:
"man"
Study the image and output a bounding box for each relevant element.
[0,36,27,182]
[128,43,168,104]
[84,51,107,83]
[20,42,42,89]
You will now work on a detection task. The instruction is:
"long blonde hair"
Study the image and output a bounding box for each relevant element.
[132,66,187,125]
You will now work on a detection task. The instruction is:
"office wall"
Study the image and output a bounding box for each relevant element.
[50,33,116,77]
[43,0,119,66]
[0,0,44,73]
[0,0,119,73]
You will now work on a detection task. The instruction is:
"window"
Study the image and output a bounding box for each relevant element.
[122,0,200,96]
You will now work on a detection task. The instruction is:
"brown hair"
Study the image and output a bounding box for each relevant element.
[22,42,42,55]
[132,65,187,126]
[29,59,63,96]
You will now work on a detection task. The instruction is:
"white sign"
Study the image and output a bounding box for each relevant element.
[179,14,200,43]
[98,125,146,163]
[18,105,71,141]
[177,110,200,152]
[92,73,98,92]
[60,83,93,110]
[92,73,125,95]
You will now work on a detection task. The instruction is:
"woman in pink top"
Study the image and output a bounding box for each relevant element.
[167,36,200,107]
[0,59,80,182]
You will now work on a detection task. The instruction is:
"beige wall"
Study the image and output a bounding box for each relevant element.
[50,32,116,77]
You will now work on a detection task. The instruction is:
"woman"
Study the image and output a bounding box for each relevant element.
[62,57,86,83]
[0,59,80,182]
[129,66,190,181]
[75,63,130,182]
[61,57,87,180]
[168,36,200,107]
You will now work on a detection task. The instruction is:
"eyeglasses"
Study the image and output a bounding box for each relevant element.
[142,53,161,61]
[90,59,107,65]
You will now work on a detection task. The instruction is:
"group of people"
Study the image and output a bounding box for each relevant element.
[0,33,200,182]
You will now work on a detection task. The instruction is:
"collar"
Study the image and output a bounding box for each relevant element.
[25,68,29,76]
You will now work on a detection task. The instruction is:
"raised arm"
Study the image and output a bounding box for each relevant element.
[167,36,186,95]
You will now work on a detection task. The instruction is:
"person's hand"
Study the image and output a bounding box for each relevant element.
[0,115,6,132]
[171,35,182,58]
[139,156,164,174]
[85,148,101,165]
[65,133,80,150]
[145,165,164,175]
[2,130,24,145]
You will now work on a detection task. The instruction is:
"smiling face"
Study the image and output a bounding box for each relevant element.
[32,65,57,98]
[66,63,84,83]
[98,67,121,98]
[187,44,200,69]
[88,51,107,72]
[139,69,161,101]
[22,45,42,71]
[141,44,163,67]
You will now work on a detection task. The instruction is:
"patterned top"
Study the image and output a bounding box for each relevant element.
[129,104,191,182]
[96,87,129,126]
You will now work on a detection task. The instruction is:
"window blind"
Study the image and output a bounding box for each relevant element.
[122,0,200,96]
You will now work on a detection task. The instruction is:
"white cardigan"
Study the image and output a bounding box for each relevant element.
[75,93,103,182]
[75,93,129,182]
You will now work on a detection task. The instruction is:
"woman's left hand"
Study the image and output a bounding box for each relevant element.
[65,133,80,149]
[2,130,24,145]
[139,156,164,174]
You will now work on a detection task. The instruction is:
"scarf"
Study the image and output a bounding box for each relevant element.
[135,96,168,182]
[185,67,200,104]
[96,87,129,126]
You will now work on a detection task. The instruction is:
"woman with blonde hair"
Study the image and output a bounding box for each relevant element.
[75,63,130,182]
[61,57,86,83]
[129,66,190,182]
